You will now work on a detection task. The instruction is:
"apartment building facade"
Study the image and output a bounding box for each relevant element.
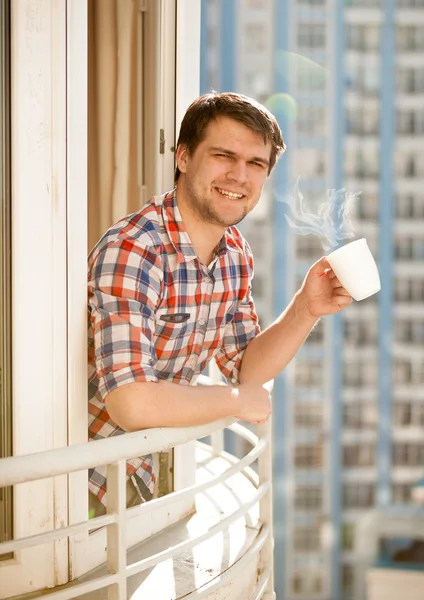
[200,0,424,598]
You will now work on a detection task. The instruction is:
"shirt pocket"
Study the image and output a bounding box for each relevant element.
[154,308,191,341]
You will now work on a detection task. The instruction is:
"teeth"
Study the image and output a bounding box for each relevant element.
[217,188,243,199]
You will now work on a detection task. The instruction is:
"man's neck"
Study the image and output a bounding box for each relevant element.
[175,188,226,267]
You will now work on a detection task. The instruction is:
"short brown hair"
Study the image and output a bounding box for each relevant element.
[174,92,286,183]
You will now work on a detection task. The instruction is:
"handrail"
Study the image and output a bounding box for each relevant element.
[0,431,268,555]
[0,377,273,487]
[0,417,234,487]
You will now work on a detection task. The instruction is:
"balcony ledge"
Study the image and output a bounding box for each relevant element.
[10,442,264,600]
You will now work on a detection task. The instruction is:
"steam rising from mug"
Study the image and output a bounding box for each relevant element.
[278,178,360,251]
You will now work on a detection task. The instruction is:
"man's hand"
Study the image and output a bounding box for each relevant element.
[296,256,352,320]
[233,383,272,424]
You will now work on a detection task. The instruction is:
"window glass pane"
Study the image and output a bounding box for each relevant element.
[0,0,12,562]
[294,485,323,511]
[294,525,322,552]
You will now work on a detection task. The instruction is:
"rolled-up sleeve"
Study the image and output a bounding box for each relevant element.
[214,244,261,385]
[88,240,163,400]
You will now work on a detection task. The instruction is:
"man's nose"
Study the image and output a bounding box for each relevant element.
[226,160,248,183]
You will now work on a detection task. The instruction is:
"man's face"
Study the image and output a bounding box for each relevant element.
[176,116,272,229]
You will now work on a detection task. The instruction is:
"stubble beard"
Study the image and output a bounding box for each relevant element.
[185,177,249,229]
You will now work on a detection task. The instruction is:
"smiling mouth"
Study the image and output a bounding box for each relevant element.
[216,187,244,200]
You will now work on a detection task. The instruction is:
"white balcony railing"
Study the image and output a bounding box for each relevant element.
[0,378,275,600]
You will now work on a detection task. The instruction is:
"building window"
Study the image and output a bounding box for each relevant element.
[343,484,375,508]
[346,25,380,51]
[394,278,424,303]
[296,66,326,91]
[353,192,378,220]
[396,26,424,52]
[392,483,413,504]
[343,403,377,429]
[244,23,267,51]
[294,526,321,552]
[296,236,324,261]
[394,402,424,427]
[294,147,327,178]
[394,151,421,177]
[295,444,323,469]
[342,563,354,594]
[394,237,424,261]
[393,359,413,384]
[343,360,377,388]
[345,61,380,95]
[396,194,424,219]
[294,403,322,428]
[297,24,326,49]
[393,402,413,426]
[292,567,323,594]
[396,67,424,94]
[295,360,323,387]
[343,444,375,468]
[396,109,424,135]
[392,402,424,427]
[394,319,424,344]
[344,147,379,179]
[297,106,327,136]
[393,443,424,467]
[294,486,323,511]
[345,106,379,135]
[344,318,377,345]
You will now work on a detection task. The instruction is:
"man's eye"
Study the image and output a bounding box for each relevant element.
[215,153,228,158]
[251,161,265,168]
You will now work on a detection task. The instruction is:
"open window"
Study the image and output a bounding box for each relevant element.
[87,0,176,251]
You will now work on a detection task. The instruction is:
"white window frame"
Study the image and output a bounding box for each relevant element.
[0,1,69,596]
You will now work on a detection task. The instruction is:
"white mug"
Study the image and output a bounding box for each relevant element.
[326,238,381,301]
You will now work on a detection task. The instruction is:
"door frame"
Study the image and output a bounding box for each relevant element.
[67,0,203,579]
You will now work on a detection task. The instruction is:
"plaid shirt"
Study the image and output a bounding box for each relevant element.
[88,190,260,506]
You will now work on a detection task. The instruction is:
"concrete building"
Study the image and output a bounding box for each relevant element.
[200,0,424,598]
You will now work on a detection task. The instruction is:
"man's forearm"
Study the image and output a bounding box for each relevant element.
[105,380,241,431]
[239,291,318,384]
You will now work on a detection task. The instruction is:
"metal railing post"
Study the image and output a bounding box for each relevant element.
[258,415,276,600]
[106,459,127,600]
[208,360,225,454]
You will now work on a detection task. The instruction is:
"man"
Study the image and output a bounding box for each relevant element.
[87,92,351,514]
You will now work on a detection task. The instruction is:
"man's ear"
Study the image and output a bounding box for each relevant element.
[175,144,189,175]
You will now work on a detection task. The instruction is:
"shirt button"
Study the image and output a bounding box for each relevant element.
[205,277,211,283]
[199,318,206,326]
[231,377,238,384]
[189,358,196,367]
